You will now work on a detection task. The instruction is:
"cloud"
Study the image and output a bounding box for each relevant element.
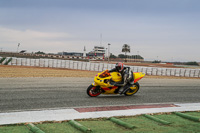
[0,27,71,41]
[0,27,73,52]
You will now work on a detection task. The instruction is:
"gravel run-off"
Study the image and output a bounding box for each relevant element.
[0,65,199,79]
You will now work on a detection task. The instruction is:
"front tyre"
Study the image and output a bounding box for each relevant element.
[87,84,102,97]
[124,82,140,96]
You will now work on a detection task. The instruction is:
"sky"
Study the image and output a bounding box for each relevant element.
[0,0,200,62]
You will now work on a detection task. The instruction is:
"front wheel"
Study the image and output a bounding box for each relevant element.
[124,82,140,96]
[87,84,102,97]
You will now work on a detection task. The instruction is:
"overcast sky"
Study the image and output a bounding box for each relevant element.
[0,0,200,62]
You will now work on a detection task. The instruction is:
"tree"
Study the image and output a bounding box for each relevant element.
[110,53,117,58]
[35,51,45,54]
[185,61,199,66]
[122,44,130,62]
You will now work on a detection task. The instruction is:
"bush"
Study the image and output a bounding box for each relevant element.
[185,62,199,66]
[152,60,161,63]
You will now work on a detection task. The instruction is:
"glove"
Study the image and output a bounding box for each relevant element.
[110,82,116,86]
[113,83,117,86]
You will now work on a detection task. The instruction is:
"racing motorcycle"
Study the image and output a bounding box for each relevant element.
[87,69,145,97]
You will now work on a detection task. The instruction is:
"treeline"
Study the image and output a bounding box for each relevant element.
[184,61,199,66]
[110,54,144,59]
[167,61,199,66]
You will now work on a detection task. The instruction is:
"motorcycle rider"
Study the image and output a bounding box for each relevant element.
[109,62,134,94]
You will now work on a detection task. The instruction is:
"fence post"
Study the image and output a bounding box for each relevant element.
[11,58,13,65]
[60,60,62,68]
[189,70,191,77]
[85,62,87,70]
[170,69,172,76]
[198,70,200,78]
[174,69,177,76]
[146,68,148,75]
[52,59,54,68]
[193,70,196,77]
[43,59,45,67]
[67,60,70,68]
[93,63,95,71]
[89,62,91,70]
[161,69,163,76]
[183,69,186,77]
[98,63,100,71]
[156,68,158,75]
[64,60,66,68]
[48,59,50,67]
[80,62,83,70]
[179,69,182,77]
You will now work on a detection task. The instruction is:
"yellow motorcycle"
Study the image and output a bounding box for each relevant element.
[87,70,145,97]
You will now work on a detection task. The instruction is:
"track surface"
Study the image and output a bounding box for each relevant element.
[0,77,200,113]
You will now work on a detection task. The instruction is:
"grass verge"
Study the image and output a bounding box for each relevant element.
[0,111,200,133]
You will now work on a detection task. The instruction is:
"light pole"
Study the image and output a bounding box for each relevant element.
[108,43,111,62]
[17,43,20,53]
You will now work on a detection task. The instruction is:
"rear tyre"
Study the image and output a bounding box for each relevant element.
[87,84,102,97]
[124,82,140,96]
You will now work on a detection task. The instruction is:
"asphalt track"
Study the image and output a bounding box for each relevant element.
[0,77,200,113]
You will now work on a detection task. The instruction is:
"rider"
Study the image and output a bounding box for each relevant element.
[109,62,134,94]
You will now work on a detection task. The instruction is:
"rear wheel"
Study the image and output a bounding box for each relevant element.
[124,82,140,96]
[87,85,102,97]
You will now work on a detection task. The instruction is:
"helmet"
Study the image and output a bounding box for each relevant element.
[115,62,124,72]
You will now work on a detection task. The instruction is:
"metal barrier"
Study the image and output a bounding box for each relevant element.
[0,57,200,78]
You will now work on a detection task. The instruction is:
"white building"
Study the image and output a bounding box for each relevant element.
[87,46,105,57]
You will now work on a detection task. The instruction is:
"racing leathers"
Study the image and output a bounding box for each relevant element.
[109,66,134,94]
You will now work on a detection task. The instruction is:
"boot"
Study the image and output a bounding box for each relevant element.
[120,84,131,95]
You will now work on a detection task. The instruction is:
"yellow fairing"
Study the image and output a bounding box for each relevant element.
[93,71,122,88]
[102,89,116,94]
[133,72,145,83]
[93,75,111,88]
[110,72,122,82]
[133,72,145,80]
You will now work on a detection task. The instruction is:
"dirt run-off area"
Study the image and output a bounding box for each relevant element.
[0,65,199,79]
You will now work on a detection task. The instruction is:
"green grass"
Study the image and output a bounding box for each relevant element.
[0,125,31,133]
[0,112,200,133]
[36,123,82,133]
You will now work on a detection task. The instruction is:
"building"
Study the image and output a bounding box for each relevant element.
[87,46,105,57]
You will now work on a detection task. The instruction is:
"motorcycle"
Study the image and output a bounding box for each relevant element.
[87,69,145,97]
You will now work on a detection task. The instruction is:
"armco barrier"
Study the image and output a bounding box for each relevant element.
[0,57,200,78]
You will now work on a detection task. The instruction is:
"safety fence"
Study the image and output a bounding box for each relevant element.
[1,57,200,78]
